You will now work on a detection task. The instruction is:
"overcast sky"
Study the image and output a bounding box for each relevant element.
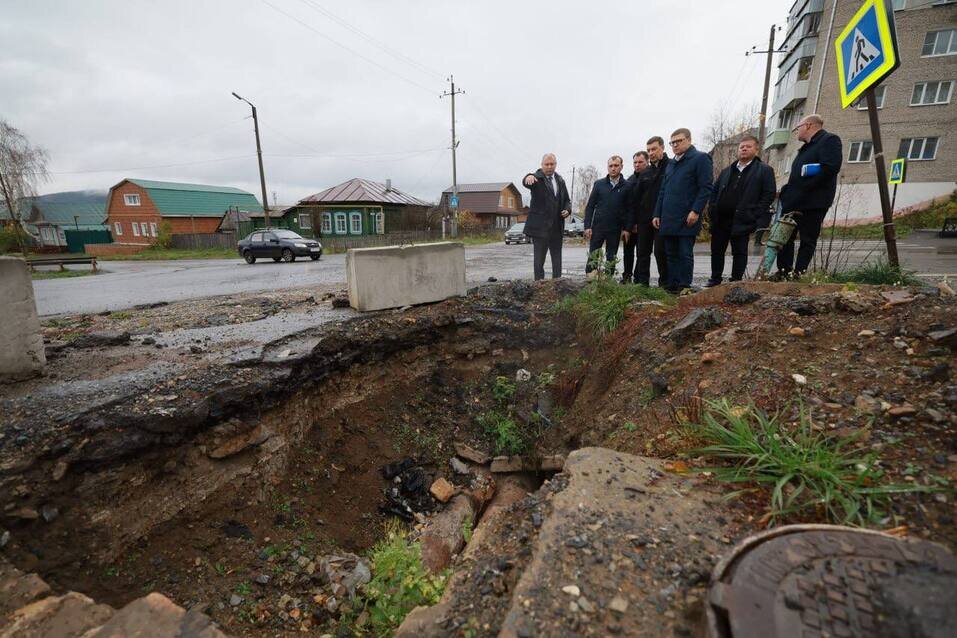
[2,0,786,206]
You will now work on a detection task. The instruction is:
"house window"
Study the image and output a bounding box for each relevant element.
[321,213,332,234]
[113,222,123,236]
[777,109,795,129]
[150,222,158,236]
[891,0,906,9]
[922,29,956,57]
[847,141,873,163]
[349,212,362,235]
[854,85,886,109]
[499,194,505,206]
[495,215,510,229]
[898,137,939,161]
[508,196,515,209]
[131,222,140,237]
[374,212,385,234]
[334,213,347,234]
[297,212,311,229]
[124,194,141,206]
[911,80,953,106]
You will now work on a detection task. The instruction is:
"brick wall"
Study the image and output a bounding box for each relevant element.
[106,182,161,245]
[85,243,148,257]
[166,217,221,234]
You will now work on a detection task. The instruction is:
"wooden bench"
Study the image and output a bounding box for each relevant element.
[27,256,98,272]
[940,217,957,239]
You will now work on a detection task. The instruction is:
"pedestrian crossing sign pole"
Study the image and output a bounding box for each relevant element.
[834,0,901,267]
[889,158,905,185]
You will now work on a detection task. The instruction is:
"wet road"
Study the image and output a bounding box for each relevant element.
[32,237,957,316]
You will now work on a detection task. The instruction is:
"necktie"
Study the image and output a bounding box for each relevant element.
[549,176,557,196]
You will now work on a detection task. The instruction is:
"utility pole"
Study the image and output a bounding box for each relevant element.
[232,92,271,228]
[864,85,900,268]
[440,76,464,238]
[570,164,576,216]
[746,25,785,154]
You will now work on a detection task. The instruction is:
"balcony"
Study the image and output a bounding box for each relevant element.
[764,128,791,151]
[773,79,809,113]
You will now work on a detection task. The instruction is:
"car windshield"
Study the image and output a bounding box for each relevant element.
[508,224,524,232]
[272,230,304,240]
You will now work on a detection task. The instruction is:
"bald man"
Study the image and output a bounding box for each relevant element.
[523,154,571,280]
[777,114,843,276]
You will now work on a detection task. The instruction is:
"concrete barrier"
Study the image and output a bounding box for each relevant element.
[346,242,466,311]
[0,257,46,381]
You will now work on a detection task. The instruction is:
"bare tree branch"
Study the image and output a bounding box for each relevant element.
[0,120,50,257]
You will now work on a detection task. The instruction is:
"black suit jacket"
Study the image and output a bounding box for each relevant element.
[780,129,843,213]
[708,158,776,236]
[521,169,570,238]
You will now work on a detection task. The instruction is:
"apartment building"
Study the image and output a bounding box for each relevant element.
[765,0,957,221]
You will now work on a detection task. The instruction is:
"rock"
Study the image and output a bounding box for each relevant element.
[487,277,498,282]
[141,336,156,345]
[229,594,242,606]
[515,368,532,383]
[562,585,581,597]
[51,460,68,481]
[609,596,629,614]
[888,405,917,418]
[1,592,114,636]
[925,408,947,423]
[253,574,270,585]
[700,352,720,364]
[922,363,951,382]
[577,597,595,613]
[928,328,957,349]
[331,296,350,308]
[419,494,475,573]
[97,593,226,636]
[788,327,806,337]
[854,394,882,414]
[724,287,760,305]
[14,507,39,520]
[835,292,870,313]
[792,373,807,386]
[858,329,876,337]
[449,457,469,475]
[0,529,9,548]
[189,345,204,354]
[937,280,955,297]
[668,307,723,345]
[207,423,271,459]
[429,478,456,503]
[454,442,491,465]
[70,331,131,349]
[881,290,917,306]
[490,455,565,473]
[40,504,59,523]
[649,373,669,396]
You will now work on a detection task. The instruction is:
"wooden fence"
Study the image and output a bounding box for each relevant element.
[170,232,237,250]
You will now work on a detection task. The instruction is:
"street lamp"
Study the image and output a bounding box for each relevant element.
[232,92,271,228]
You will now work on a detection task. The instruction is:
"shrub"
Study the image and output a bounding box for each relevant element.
[155,221,174,249]
[0,224,29,253]
[492,376,516,404]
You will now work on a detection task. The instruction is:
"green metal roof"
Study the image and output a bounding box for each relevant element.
[1,191,107,226]
[125,179,263,218]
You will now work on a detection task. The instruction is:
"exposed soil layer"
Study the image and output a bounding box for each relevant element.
[1,279,955,637]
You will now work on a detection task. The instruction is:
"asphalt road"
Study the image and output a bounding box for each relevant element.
[32,238,957,316]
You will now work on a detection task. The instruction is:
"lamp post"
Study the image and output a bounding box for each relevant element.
[231,92,270,228]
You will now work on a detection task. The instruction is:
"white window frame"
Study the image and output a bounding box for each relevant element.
[297,212,311,229]
[131,222,140,237]
[124,193,141,206]
[922,29,957,57]
[113,221,123,236]
[508,196,515,209]
[854,85,886,110]
[150,222,158,237]
[373,211,385,235]
[891,0,906,10]
[349,212,362,235]
[847,141,874,163]
[321,213,332,234]
[334,213,347,234]
[898,137,939,161]
[499,194,505,206]
[910,80,953,106]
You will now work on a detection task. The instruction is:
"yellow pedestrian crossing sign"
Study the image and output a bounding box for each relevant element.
[835,0,900,109]
[889,158,905,185]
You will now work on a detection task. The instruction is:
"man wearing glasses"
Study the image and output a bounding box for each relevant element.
[584,156,631,276]
[652,128,713,293]
[776,114,843,277]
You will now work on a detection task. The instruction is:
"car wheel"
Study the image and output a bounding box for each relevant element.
[243,250,256,264]
[272,257,282,262]
[310,254,320,261]
[281,248,295,262]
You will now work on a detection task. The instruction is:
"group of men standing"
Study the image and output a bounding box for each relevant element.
[522,115,843,291]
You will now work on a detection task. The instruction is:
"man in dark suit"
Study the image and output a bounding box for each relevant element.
[522,153,571,280]
[706,134,776,286]
[621,151,649,283]
[629,137,669,287]
[584,156,631,276]
[777,114,843,276]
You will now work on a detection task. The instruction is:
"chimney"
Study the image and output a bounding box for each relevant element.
[385,179,392,192]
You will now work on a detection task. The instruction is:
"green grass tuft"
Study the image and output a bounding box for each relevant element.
[557,278,673,337]
[689,400,940,526]
[477,410,527,456]
[800,258,924,286]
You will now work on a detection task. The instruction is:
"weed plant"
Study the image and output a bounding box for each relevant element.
[800,258,923,286]
[477,411,526,456]
[556,275,673,337]
[688,400,938,526]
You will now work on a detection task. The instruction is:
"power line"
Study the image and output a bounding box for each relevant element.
[296,0,444,81]
[258,0,439,95]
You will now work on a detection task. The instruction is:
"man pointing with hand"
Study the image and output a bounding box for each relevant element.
[522,153,571,280]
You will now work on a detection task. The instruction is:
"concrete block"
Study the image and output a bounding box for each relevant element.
[0,257,45,382]
[346,242,466,312]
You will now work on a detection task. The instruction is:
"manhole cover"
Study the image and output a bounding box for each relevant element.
[707,525,957,638]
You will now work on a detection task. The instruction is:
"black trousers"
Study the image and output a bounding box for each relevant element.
[532,230,563,280]
[634,223,668,286]
[621,230,638,281]
[777,208,828,275]
[710,222,751,282]
[586,228,621,275]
